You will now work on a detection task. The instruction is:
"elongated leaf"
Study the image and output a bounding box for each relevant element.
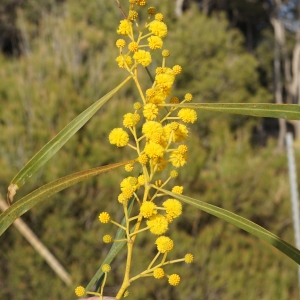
[153,186,300,265]
[160,103,300,120]
[8,76,132,203]
[0,160,133,236]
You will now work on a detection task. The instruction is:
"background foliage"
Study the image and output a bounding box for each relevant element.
[0,0,299,299]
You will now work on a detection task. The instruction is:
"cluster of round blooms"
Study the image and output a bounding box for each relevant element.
[90,3,196,297]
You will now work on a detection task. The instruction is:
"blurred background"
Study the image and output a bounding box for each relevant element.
[0,0,300,299]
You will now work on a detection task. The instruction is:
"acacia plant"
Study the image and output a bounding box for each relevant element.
[2,0,300,299]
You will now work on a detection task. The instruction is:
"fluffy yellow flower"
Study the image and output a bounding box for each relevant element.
[128,10,138,20]
[155,13,164,21]
[144,141,164,159]
[184,93,193,101]
[155,236,174,253]
[99,212,111,223]
[128,41,139,52]
[164,123,188,143]
[143,103,159,120]
[173,65,182,74]
[171,186,183,194]
[170,170,178,178]
[148,36,163,50]
[178,108,197,123]
[133,50,152,67]
[75,286,85,297]
[169,150,187,167]
[148,7,156,15]
[163,199,182,218]
[102,264,111,273]
[153,268,165,279]
[125,163,134,172]
[120,176,139,191]
[116,39,126,48]
[140,201,157,218]
[138,154,148,165]
[149,20,168,37]
[138,174,145,185]
[117,19,132,35]
[168,274,180,286]
[155,73,175,90]
[146,214,168,235]
[146,86,171,104]
[177,144,188,154]
[142,121,163,139]
[184,253,194,264]
[103,234,113,243]
[116,55,132,69]
[109,128,129,147]
[123,113,140,128]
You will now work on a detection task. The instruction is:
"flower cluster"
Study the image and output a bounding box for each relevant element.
[75,1,195,299]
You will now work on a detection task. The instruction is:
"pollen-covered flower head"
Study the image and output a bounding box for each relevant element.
[75,286,85,297]
[116,55,132,69]
[102,264,111,273]
[148,36,163,50]
[184,253,194,264]
[168,274,180,286]
[164,123,188,143]
[155,236,174,253]
[149,20,168,37]
[155,73,175,90]
[144,141,165,159]
[123,113,140,128]
[117,19,132,35]
[178,108,197,123]
[140,201,157,218]
[109,128,129,147]
[120,176,139,191]
[146,214,168,235]
[163,199,182,218]
[171,186,183,194]
[169,150,187,168]
[142,121,163,140]
[133,50,152,67]
[99,212,111,223]
[143,103,159,120]
[153,267,165,279]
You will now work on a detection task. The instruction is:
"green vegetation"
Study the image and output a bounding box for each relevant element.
[0,1,298,299]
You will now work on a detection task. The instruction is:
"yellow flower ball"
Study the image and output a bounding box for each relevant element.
[155,13,164,21]
[144,142,164,159]
[140,201,157,218]
[138,154,148,165]
[128,10,138,20]
[117,19,132,35]
[125,163,134,172]
[148,36,163,50]
[146,214,168,235]
[155,236,174,253]
[75,286,85,297]
[168,274,180,286]
[128,41,139,52]
[178,108,197,123]
[163,199,182,218]
[171,185,183,194]
[102,264,111,273]
[99,212,111,223]
[103,234,113,243]
[153,268,165,279]
[116,39,126,48]
[116,55,132,69]
[149,20,168,38]
[143,103,159,120]
[134,102,142,110]
[169,150,187,168]
[170,170,178,178]
[133,50,152,67]
[109,128,129,147]
[173,65,182,74]
[123,112,140,128]
[184,253,194,264]
[148,7,156,15]
[184,93,193,101]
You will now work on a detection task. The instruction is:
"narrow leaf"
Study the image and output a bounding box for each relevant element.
[0,160,134,236]
[8,76,132,203]
[160,103,300,120]
[154,186,300,265]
